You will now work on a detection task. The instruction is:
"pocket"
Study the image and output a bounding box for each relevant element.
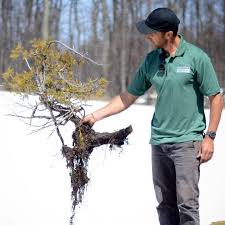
[193,141,202,161]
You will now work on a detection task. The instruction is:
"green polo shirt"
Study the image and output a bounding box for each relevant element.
[127,35,220,145]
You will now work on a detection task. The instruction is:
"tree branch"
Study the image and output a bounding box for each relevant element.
[48,40,104,66]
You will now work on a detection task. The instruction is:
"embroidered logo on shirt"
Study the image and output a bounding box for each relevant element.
[176,66,191,73]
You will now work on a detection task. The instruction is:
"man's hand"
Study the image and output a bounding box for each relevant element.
[197,136,214,164]
[80,91,138,127]
[81,113,96,127]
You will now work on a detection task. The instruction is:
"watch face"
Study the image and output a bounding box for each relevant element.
[207,131,216,139]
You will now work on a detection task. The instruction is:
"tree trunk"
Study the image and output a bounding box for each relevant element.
[101,0,110,78]
[74,0,81,49]
[109,0,120,94]
[180,0,187,36]
[91,0,99,58]
[194,0,203,45]
[34,0,43,39]
[120,0,128,92]
[43,0,49,40]
[46,0,60,40]
[69,0,74,47]
[25,0,33,35]
[224,0,225,37]
[0,0,12,73]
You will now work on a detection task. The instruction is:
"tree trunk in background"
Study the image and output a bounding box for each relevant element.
[0,0,224,91]
[109,0,120,94]
[34,0,43,39]
[0,0,12,73]
[43,0,49,40]
[69,0,74,47]
[112,0,119,33]
[101,0,110,79]
[91,0,99,58]
[166,0,179,13]
[147,0,152,10]
[120,0,128,92]
[180,0,187,36]
[223,0,225,37]
[25,0,33,36]
[74,0,81,49]
[49,0,62,40]
[127,0,135,82]
[204,1,214,55]
[194,0,203,46]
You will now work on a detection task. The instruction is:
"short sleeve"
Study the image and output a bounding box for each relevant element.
[196,53,220,96]
[127,57,152,96]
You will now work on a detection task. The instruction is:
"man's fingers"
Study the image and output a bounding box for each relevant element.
[196,146,202,160]
[79,114,96,127]
[199,138,214,164]
[200,150,214,164]
[79,118,86,126]
[200,151,209,163]
[196,152,201,159]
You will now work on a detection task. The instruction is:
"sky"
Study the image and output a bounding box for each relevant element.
[0,91,224,225]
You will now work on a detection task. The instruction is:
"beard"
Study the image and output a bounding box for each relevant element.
[148,40,165,49]
[148,35,168,49]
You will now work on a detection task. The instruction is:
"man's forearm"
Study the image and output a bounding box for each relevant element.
[199,93,223,164]
[207,93,224,132]
[92,91,138,122]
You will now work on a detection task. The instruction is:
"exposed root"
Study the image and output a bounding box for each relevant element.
[61,124,133,224]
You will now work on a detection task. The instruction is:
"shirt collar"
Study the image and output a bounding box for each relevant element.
[174,35,186,57]
[158,34,186,57]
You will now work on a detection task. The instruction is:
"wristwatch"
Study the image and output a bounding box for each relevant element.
[205,131,216,140]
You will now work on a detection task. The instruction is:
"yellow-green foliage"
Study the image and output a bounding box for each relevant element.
[1,40,107,104]
[210,221,225,225]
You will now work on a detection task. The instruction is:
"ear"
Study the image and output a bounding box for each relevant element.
[165,31,173,39]
[165,31,173,38]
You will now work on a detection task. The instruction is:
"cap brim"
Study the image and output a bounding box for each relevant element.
[136,20,157,34]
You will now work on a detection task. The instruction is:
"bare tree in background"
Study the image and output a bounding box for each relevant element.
[74,0,81,49]
[120,0,128,92]
[179,0,187,36]
[25,0,33,39]
[91,0,99,59]
[69,0,74,46]
[0,0,13,73]
[49,0,63,40]
[166,0,179,13]
[194,0,202,45]
[43,0,49,39]
[223,0,225,37]
[0,0,225,94]
[101,0,110,80]
[34,0,43,39]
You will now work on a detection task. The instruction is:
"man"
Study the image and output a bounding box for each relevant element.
[82,8,224,225]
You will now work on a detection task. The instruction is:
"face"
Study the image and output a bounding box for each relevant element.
[144,31,172,49]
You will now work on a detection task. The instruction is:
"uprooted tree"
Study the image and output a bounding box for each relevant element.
[1,40,133,224]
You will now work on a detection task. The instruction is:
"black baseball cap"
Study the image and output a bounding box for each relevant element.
[136,8,180,34]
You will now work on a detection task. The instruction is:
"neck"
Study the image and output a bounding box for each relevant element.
[163,35,181,56]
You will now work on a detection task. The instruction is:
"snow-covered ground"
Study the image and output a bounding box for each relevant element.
[0,91,224,225]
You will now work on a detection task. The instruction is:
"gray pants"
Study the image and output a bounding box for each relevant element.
[151,141,201,225]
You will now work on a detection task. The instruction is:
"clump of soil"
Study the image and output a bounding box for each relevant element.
[62,124,133,224]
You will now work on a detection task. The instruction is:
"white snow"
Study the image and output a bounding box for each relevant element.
[0,91,224,225]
